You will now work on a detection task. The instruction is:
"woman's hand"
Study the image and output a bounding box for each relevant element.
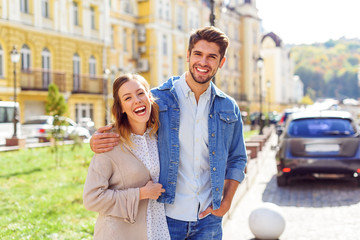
[139,181,165,200]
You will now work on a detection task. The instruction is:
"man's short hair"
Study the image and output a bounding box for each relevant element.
[188,26,229,59]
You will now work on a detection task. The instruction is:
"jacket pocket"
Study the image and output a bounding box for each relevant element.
[218,112,238,124]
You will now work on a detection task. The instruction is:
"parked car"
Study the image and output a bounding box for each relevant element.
[275,110,360,187]
[21,115,91,140]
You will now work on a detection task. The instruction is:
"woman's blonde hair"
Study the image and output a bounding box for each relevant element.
[112,73,159,145]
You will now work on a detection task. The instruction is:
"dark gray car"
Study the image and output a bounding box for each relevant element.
[275,110,360,187]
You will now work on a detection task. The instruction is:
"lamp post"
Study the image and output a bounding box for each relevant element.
[209,0,215,26]
[10,46,20,138]
[257,56,264,134]
[103,69,110,125]
[266,79,271,125]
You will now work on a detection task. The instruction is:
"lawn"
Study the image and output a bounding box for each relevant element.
[0,143,97,239]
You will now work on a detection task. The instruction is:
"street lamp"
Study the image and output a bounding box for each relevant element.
[257,56,264,134]
[103,69,111,125]
[10,46,20,138]
[266,79,271,125]
[209,0,215,26]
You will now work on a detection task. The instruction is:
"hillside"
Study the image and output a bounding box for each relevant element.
[289,38,360,100]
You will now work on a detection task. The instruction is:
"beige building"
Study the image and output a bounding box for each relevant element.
[261,32,303,112]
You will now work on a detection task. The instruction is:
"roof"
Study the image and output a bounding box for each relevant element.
[262,32,282,47]
[290,110,353,121]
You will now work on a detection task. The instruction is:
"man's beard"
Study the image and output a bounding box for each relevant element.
[189,67,217,85]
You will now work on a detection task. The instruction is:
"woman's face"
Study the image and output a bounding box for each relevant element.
[118,79,151,134]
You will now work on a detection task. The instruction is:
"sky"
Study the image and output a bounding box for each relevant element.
[256,0,360,45]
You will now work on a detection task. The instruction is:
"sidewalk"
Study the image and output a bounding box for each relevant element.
[222,131,278,239]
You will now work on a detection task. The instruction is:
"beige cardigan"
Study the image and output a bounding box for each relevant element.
[83,143,151,240]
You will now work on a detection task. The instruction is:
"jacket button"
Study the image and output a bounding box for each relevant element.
[216,187,219,191]
[209,114,213,118]
[211,133,215,137]
[213,167,216,171]
[212,151,215,155]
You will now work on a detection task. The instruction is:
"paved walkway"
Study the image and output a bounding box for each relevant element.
[223,132,277,240]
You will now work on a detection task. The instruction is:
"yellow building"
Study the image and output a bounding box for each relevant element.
[0,0,108,128]
[0,0,267,132]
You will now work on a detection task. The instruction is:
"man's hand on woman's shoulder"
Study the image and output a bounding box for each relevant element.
[90,125,119,153]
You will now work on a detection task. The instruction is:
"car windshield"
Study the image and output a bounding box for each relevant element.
[287,118,356,137]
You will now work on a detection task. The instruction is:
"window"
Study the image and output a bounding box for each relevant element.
[162,35,167,55]
[21,44,31,71]
[110,26,114,46]
[42,0,49,18]
[177,6,184,30]
[41,48,51,88]
[90,6,95,30]
[165,1,170,20]
[158,0,162,19]
[73,1,79,26]
[288,118,355,137]
[20,0,29,13]
[89,56,96,77]
[123,29,127,51]
[75,103,93,123]
[131,31,136,58]
[73,53,81,91]
[177,56,184,75]
[0,44,3,78]
[124,0,132,14]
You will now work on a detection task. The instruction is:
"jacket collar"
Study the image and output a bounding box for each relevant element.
[157,73,226,99]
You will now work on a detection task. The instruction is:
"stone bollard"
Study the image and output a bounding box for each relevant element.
[248,202,286,240]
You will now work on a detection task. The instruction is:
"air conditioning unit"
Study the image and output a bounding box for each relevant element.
[137,59,149,72]
[139,46,146,54]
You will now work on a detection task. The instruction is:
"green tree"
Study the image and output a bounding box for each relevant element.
[46,83,68,166]
[300,95,314,105]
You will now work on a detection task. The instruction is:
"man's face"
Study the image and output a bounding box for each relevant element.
[187,40,226,85]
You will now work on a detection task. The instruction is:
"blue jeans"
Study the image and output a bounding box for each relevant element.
[166,215,223,240]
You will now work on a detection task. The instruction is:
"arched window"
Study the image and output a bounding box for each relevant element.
[21,44,31,71]
[42,48,51,87]
[73,53,81,91]
[0,44,3,78]
[89,55,96,77]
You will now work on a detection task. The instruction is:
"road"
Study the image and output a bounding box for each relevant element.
[223,133,360,240]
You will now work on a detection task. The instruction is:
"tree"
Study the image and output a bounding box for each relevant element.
[46,83,68,166]
[300,95,314,105]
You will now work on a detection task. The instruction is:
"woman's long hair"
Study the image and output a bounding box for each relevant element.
[112,73,159,146]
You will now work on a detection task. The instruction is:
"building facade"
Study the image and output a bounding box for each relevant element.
[1,0,289,130]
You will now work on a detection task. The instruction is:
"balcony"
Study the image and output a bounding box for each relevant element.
[20,68,66,92]
[72,74,105,94]
[20,69,105,95]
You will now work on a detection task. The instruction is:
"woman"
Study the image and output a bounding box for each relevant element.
[83,73,170,240]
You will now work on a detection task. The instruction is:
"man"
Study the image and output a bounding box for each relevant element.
[90,26,247,239]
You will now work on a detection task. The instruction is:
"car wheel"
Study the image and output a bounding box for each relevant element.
[277,175,288,187]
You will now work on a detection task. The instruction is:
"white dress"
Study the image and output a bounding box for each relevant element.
[129,130,170,240]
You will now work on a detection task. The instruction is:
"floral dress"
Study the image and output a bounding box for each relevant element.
[129,130,170,240]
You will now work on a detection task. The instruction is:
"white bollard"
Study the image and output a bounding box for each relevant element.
[248,202,286,240]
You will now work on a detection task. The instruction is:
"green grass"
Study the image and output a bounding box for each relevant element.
[0,144,96,239]
[243,129,259,140]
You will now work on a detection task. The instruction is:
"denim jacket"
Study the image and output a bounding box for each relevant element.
[152,76,247,210]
